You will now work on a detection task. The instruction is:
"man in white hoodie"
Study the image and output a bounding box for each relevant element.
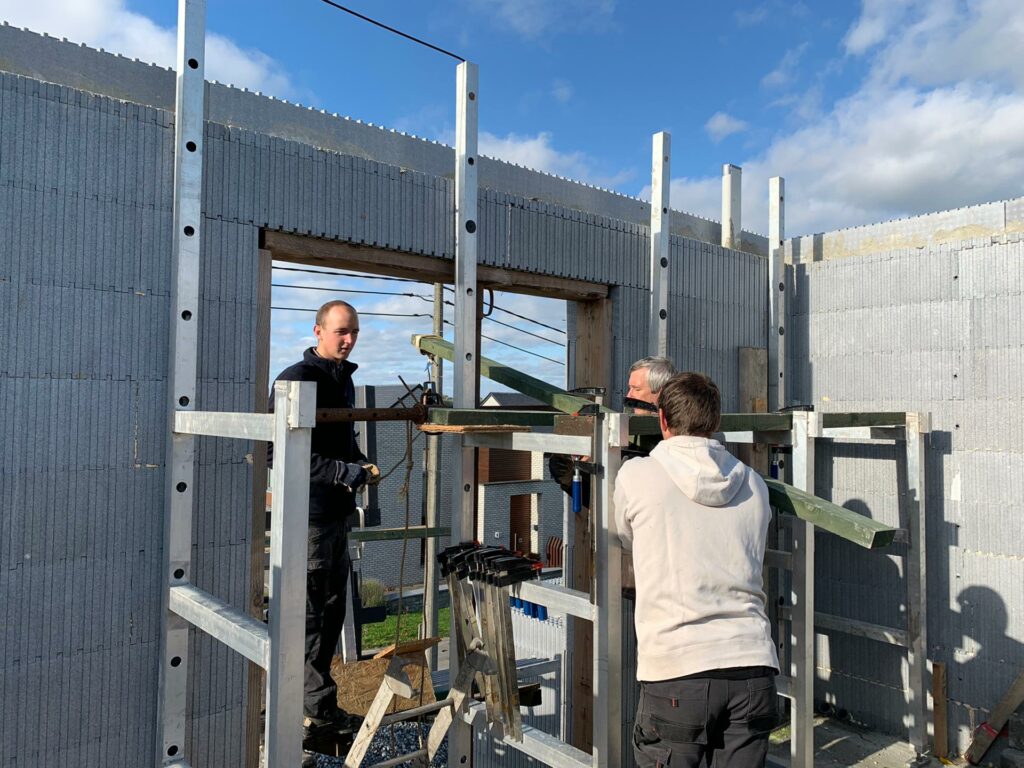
[615,372,779,768]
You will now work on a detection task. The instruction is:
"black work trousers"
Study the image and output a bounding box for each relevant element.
[304,522,351,719]
[632,672,778,768]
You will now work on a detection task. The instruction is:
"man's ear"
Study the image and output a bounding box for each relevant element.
[659,408,669,434]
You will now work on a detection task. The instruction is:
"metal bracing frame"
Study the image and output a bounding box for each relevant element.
[789,411,819,768]
[160,381,315,768]
[158,1,206,764]
[768,176,786,411]
[648,132,671,357]
[448,58,480,768]
[727,413,932,767]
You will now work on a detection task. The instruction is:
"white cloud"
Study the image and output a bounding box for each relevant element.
[761,43,808,89]
[551,79,573,104]
[705,112,749,142]
[462,0,615,40]
[0,0,299,98]
[480,130,633,188]
[657,0,1024,237]
[734,6,768,26]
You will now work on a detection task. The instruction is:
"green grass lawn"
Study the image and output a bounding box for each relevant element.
[361,606,451,650]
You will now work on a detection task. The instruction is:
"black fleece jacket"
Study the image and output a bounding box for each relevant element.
[269,347,367,525]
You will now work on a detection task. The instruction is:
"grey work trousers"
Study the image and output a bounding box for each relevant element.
[632,673,778,768]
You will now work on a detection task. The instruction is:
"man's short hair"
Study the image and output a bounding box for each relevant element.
[629,356,675,394]
[658,372,721,437]
[315,300,357,327]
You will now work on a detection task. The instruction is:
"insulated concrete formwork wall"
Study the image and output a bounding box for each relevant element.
[788,235,1024,754]
[1,33,773,768]
[0,74,261,767]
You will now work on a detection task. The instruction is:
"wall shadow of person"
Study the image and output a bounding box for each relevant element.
[951,585,1024,762]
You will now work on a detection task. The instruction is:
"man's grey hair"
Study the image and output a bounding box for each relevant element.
[629,356,675,394]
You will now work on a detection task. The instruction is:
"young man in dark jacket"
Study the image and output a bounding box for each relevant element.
[269,300,377,750]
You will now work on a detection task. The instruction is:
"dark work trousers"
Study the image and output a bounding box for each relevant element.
[632,672,778,768]
[304,521,351,719]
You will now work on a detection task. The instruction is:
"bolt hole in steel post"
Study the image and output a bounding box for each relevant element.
[660,257,668,268]
[185,140,197,152]
[183,225,195,236]
[178,396,189,406]
[778,326,785,335]
[171,656,182,668]
[167,746,178,757]
[173,568,184,579]
[176,482,187,493]
[181,310,192,321]
[187,57,198,69]
[465,220,477,233]
[468,157,475,165]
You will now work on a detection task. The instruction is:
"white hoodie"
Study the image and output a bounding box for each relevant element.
[615,435,780,682]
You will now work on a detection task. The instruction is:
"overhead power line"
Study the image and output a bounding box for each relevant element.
[316,0,465,62]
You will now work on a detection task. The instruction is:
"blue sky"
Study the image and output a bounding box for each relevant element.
[4,0,1024,390]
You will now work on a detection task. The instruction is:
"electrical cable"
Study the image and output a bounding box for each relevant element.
[271,282,431,300]
[442,286,566,334]
[316,0,465,62]
[273,265,421,284]
[441,319,564,365]
[271,306,431,318]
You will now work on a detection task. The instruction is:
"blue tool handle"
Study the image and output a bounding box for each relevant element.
[571,467,582,514]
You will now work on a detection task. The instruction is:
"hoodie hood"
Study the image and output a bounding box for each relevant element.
[650,435,747,506]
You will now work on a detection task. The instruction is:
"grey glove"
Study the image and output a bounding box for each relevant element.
[334,461,368,491]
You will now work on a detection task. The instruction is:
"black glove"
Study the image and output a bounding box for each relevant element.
[334,461,369,491]
[548,454,574,486]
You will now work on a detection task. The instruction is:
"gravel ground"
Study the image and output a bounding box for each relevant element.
[312,722,448,768]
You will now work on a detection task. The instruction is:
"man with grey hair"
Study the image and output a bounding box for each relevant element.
[549,356,675,504]
[627,356,675,406]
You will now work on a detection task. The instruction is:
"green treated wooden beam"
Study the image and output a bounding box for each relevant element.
[425,408,557,427]
[820,412,907,428]
[628,413,794,436]
[763,478,897,549]
[413,334,606,415]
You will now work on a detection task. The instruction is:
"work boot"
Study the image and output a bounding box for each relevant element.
[307,706,363,734]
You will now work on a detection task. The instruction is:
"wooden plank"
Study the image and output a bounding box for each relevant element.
[764,478,898,549]
[263,230,608,301]
[420,423,533,434]
[424,409,555,428]
[965,668,1024,764]
[738,347,770,474]
[245,247,272,768]
[414,334,601,415]
[372,638,442,660]
[933,661,948,760]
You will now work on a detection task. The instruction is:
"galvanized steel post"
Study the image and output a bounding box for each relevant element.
[265,381,315,768]
[648,132,671,357]
[593,412,627,768]
[449,59,479,768]
[158,1,205,764]
[905,412,931,758]
[790,411,818,768]
[721,164,742,250]
[768,176,786,410]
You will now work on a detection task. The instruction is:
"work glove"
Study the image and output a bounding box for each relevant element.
[334,461,368,491]
[360,462,382,486]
